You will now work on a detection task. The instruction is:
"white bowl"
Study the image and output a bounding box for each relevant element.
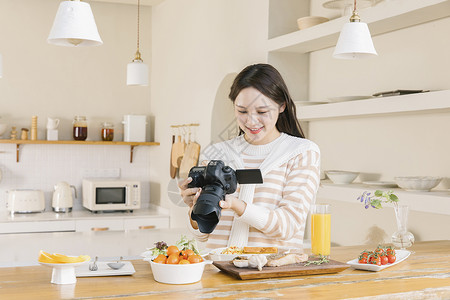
[325,170,359,184]
[394,176,442,192]
[297,16,329,30]
[146,259,212,284]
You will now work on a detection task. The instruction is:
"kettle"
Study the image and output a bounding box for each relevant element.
[52,182,77,213]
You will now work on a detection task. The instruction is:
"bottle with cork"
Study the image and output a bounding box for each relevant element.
[31,116,38,140]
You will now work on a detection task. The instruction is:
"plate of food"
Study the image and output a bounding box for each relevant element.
[205,246,281,261]
[347,247,411,272]
[213,253,349,280]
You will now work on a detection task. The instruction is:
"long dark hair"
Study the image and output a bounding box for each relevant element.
[229,63,305,138]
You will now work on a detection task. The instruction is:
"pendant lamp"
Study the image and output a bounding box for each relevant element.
[48,0,102,47]
[333,0,377,59]
[127,0,148,86]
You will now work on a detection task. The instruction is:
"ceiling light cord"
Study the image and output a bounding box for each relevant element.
[135,0,142,61]
[350,0,361,22]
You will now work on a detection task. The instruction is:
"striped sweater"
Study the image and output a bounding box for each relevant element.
[189,133,320,250]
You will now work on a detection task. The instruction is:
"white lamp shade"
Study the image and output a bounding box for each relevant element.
[48,1,102,47]
[333,22,377,59]
[127,61,149,86]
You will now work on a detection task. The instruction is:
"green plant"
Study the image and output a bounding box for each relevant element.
[357,190,399,209]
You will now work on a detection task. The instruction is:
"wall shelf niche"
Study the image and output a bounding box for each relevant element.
[318,182,450,216]
[0,140,160,163]
[296,90,450,121]
[268,0,450,54]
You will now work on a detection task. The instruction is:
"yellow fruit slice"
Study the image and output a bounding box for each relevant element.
[52,253,80,263]
[38,250,90,264]
[38,250,56,263]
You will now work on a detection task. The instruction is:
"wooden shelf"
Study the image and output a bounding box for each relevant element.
[267,0,450,54]
[0,140,160,163]
[318,182,450,216]
[296,90,450,121]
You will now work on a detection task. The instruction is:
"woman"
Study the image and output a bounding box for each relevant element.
[179,63,320,250]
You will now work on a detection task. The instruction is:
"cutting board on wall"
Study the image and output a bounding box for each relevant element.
[179,141,201,179]
[212,259,349,280]
[171,135,185,169]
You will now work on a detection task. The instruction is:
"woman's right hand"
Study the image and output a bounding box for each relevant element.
[178,177,202,208]
[178,177,202,230]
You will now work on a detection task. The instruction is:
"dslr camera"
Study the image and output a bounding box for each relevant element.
[188,160,262,233]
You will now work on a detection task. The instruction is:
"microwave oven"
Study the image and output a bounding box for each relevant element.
[82,179,141,212]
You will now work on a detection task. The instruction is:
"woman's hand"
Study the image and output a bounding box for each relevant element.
[220,194,246,217]
[178,177,201,208]
[178,177,201,229]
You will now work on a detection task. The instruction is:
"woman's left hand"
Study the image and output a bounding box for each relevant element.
[220,195,246,216]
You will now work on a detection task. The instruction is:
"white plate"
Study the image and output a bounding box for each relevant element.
[204,247,290,261]
[328,96,374,102]
[39,258,90,284]
[295,101,330,106]
[347,250,411,272]
[75,261,135,277]
[362,181,398,188]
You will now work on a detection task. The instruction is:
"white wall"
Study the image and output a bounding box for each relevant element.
[306,5,450,244]
[0,0,156,211]
[150,0,269,227]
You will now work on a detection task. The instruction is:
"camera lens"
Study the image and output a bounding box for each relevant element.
[191,185,224,233]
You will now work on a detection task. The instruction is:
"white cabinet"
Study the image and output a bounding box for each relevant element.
[75,219,124,232]
[0,220,75,234]
[0,208,170,234]
[124,217,170,230]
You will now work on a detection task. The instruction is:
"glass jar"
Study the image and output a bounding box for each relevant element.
[73,116,88,141]
[101,122,114,141]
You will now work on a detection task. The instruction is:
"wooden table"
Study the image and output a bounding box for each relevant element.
[1,240,449,299]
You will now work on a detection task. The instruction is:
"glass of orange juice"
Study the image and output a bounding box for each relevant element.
[311,204,331,257]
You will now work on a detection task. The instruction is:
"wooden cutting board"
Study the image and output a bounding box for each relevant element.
[171,135,185,169]
[212,259,349,280]
[179,141,201,179]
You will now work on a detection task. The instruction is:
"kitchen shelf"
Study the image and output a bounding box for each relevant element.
[296,90,450,120]
[0,140,160,163]
[318,182,450,216]
[267,0,450,54]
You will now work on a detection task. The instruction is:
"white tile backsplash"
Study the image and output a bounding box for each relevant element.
[0,143,152,212]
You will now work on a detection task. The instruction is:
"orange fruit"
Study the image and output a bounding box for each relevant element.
[182,249,195,259]
[166,254,180,264]
[187,255,203,264]
[178,259,190,264]
[153,254,167,264]
[166,245,180,257]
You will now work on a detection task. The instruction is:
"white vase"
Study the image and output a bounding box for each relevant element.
[391,205,415,249]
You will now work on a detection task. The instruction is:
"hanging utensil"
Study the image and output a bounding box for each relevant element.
[179,125,201,179]
[169,133,177,179]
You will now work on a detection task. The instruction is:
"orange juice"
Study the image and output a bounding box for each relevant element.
[311,213,331,256]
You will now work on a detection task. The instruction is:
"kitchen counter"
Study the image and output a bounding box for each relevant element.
[0,227,190,268]
[0,205,169,223]
[0,240,449,299]
[0,206,170,234]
